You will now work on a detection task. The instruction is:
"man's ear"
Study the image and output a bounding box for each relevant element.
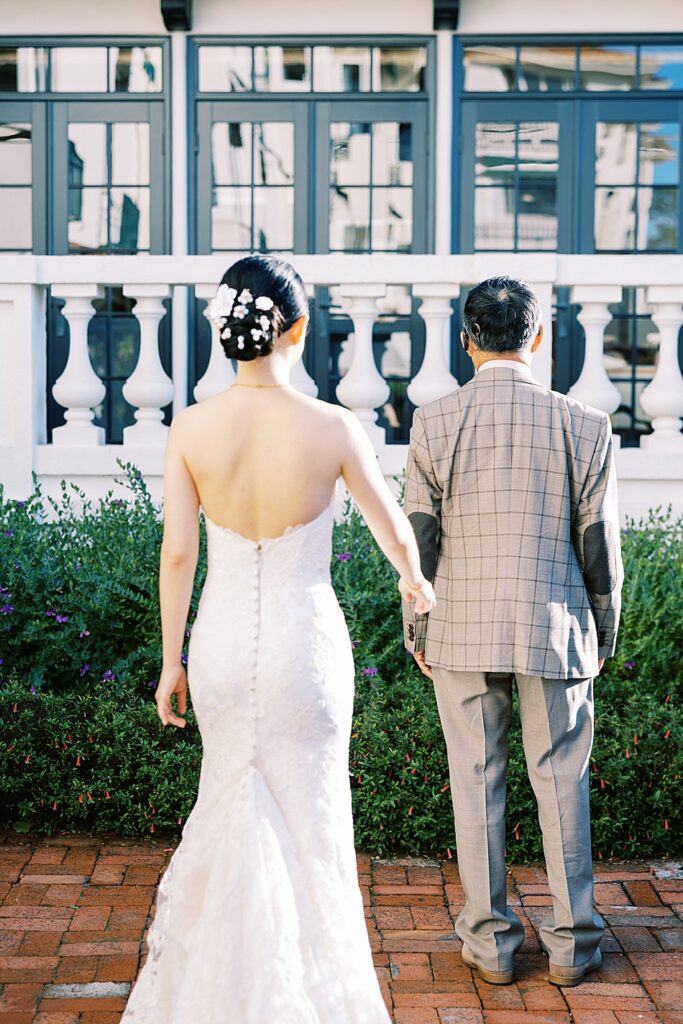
[530,323,544,353]
[460,330,469,353]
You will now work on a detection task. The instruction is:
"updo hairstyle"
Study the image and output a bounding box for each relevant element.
[207,254,309,362]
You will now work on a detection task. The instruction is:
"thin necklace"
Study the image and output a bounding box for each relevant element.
[232,382,291,389]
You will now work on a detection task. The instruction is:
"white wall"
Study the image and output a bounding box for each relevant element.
[457,0,683,34]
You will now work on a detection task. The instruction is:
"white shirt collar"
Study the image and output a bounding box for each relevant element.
[475,359,535,379]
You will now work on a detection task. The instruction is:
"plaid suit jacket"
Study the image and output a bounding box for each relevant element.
[401,364,624,679]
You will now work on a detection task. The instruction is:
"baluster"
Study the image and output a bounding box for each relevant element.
[336,284,388,446]
[640,286,683,452]
[194,285,236,402]
[121,284,174,445]
[407,284,459,406]
[51,284,105,446]
[289,282,318,397]
[568,286,622,424]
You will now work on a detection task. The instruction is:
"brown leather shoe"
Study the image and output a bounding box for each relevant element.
[548,947,602,987]
[461,943,514,985]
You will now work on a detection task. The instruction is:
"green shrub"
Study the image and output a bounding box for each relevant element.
[0,465,681,859]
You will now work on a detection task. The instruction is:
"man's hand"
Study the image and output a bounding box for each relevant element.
[412,650,433,680]
[155,664,188,727]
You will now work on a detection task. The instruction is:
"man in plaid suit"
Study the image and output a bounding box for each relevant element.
[402,277,623,988]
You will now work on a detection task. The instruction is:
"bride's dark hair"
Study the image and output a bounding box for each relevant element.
[213,254,309,363]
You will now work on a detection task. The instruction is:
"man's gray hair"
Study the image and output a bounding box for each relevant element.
[462,276,541,353]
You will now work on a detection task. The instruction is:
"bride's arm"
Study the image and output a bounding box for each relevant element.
[159,413,200,672]
[338,410,435,614]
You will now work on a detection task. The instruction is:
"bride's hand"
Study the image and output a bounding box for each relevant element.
[398,576,436,615]
[155,664,188,728]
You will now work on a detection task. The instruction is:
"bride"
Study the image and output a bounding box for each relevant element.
[120,254,436,1023]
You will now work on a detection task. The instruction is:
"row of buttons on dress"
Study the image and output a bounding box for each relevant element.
[248,543,263,766]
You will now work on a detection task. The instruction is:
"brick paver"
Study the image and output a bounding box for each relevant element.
[0,831,681,1022]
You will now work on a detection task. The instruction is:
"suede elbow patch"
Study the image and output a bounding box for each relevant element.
[583,521,618,595]
[408,511,440,581]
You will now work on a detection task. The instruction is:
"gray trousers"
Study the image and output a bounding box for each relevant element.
[431,668,604,970]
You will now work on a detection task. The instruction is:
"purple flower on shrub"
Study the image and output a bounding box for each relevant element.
[79,629,90,638]
[624,660,636,670]
[0,605,14,615]
[30,683,37,694]
[101,669,116,682]
[147,679,158,689]
[181,653,188,665]
[3,530,13,538]
[14,500,25,508]
[55,614,69,624]
[361,666,378,677]
[45,608,57,618]
[337,552,351,562]
[79,664,90,677]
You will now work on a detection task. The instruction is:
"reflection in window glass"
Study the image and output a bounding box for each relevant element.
[463,47,516,91]
[211,187,252,250]
[517,184,558,250]
[198,47,252,91]
[595,188,636,249]
[330,123,371,185]
[0,48,48,92]
[639,123,680,187]
[640,47,683,90]
[254,47,310,92]
[372,123,413,185]
[68,124,107,185]
[253,123,294,185]
[109,47,162,93]
[0,122,31,185]
[330,187,370,250]
[68,187,109,252]
[111,188,150,251]
[579,46,636,91]
[475,187,515,249]
[0,188,32,250]
[212,122,252,185]
[112,123,151,185]
[313,47,371,92]
[52,48,108,92]
[253,187,294,250]
[518,47,576,92]
[637,187,678,251]
[372,187,412,250]
[595,122,637,184]
[373,47,426,91]
[475,122,516,183]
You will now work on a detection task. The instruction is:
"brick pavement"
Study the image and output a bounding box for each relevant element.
[0,831,681,1023]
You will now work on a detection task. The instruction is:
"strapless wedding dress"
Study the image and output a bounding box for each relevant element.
[120,493,392,1024]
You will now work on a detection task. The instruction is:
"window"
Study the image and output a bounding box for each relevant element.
[0,121,32,251]
[0,44,162,93]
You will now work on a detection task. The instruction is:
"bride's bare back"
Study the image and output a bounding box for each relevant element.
[174,385,350,540]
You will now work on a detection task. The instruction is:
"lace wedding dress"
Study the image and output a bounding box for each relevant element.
[120,493,392,1024]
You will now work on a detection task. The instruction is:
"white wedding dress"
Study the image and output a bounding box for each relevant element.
[120,491,392,1024]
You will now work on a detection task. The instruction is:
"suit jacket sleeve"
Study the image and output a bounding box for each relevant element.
[401,407,442,654]
[573,414,624,660]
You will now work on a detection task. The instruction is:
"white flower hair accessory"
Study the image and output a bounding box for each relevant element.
[255,295,274,311]
[205,282,278,351]
[205,284,237,324]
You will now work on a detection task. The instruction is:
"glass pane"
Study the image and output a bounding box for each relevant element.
[517,122,559,174]
[211,187,251,249]
[329,187,370,250]
[212,122,252,185]
[0,187,31,249]
[637,187,678,251]
[373,47,426,92]
[253,187,294,250]
[594,187,636,250]
[254,122,294,185]
[313,47,371,92]
[474,187,515,249]
[595,123,637,185]
[254,46,310,92]
[516,184,558,250]
[518,46,576,92]
[68,187,109,253]
[463,46,516,91]
[109,47,162,93]
[110,188,150,252]
[111,123,150,185]
[372,123,413,185]
[68,124,107,186]
[110,317,140,377]
[330,122,371,185]
[640,46,683,90]
[475,122,516,185]
[372,188,413,250]
[0,47,48,92]
[198,46,252,92]
[52,48,108,92]
[639,123,679,187]
[579,46,636,91]
[0,123,31,185]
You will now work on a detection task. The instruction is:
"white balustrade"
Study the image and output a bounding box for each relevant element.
[51,284,105,446]
[640,286,683,452]
[121,284,174,445]
[568,286,622,421]
[336,284,388,445]
[194,284,236,401]
[408,284,460,406]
